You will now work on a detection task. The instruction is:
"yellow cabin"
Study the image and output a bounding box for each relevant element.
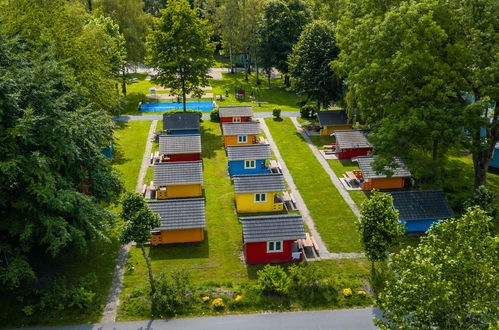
[154,161,203,199]
[233,174,286,213]
[222,122,261,148]
[316,110,353,136]
[353,156,411,191]
[147,198,206,245]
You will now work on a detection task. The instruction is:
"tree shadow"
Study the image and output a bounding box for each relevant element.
[200,125,224,159]
[148,231,210,260]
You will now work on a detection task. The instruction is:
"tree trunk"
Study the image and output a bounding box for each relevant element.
[254,48,259,85]
[121,68,127,96]
[140,244,155,294]
[244,53,249,82]
[284,74,290,88]
[87,0,92,12]
[268,72,271,89]
[432,139,439,162]
[182,80,187,112]
[229,47,234,73]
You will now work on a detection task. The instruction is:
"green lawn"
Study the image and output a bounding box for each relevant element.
[265,118,362,252]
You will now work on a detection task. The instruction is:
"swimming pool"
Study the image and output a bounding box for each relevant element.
[140,101,215,112]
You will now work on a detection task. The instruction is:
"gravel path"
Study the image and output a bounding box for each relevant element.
[101,120,158,323]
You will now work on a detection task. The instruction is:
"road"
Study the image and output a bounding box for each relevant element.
[26,308,380,330]
[113,111,301,121]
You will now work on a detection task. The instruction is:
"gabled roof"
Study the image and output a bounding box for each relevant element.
[241,214,306,243]
[159,134,201,155]
[219,106,253,118]
[147,198,205,230]
[389,190,454,221]
[233,174,286,193]
[154,161,203,186]
[354,156,411,179]
[332,130,372,149]
[227,144,271,161]
[222,122,260,136]
[162,112,200,131]
[317,110,349,126]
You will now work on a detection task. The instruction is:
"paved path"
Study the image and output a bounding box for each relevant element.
[28,307,380,330]
[101,120,158,323]
[259,119,363,260]
[113,111,301,122]
[291,117,361,219]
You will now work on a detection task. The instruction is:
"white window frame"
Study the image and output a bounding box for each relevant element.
[254,193,267,203]
[267,240,283,253]
[233,117,241,123]
[244,159,256,169]
[237,135,248,143]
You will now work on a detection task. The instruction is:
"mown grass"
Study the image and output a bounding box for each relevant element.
[265,118,362,252]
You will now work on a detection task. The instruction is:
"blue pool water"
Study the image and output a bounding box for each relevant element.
[140,101,215,112]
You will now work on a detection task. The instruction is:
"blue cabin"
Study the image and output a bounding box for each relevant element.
[227,144,272,176]
[389,190,453,232]
[163,112,200,135]
[490,143,499,168]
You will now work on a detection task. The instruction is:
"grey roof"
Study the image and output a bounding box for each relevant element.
[233,174,286,193]
[162,112,200,131]
[332,130,372,149]
[241,214,306,242]
[159,134,201,154]
[389,190,454,221]
[154,161,203,186]
[219,106,253,118]
[317,110,349,126]
[354,156,411,179]
[147,198,205,230]
[227,144,271,161]
[222,122,260,136]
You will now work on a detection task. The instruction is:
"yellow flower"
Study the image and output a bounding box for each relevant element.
[357,290,367,296]
[342,288,352,297]
[202,296,210,302]
[235,295,242,302]
[212,298,225,308]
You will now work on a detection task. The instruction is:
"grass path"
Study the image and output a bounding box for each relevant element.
[265,118,362,253]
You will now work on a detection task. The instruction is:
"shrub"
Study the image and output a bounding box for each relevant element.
[272,108,281,119]
[212,298,225,309]
[464,185,497,217]
[210,108,220,122]
[342,288,352,297]
[300,104,316,119]
[151,270,192,317]
[256,265,289,296]
[287,264,339,306]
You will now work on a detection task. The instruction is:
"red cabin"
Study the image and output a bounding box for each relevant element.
[240,214,306,265]
[219,106,253,123]
[159,134,201,162]
[332,130,373,160]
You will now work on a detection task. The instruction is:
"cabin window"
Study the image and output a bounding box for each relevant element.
[238,135,248,143]
[267,241,283,253]
[233,117,241,122]
[244,160,256,169]
[254,193,267,203]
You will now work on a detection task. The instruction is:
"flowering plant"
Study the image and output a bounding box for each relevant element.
[212,298,225,308]
[357,290,367,296]
[202,296,210,302]
[234,295,242,302]
[342,288,352,297]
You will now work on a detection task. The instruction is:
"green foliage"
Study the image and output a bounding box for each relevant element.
[210,108,220,122]
[256,265,290,296]
[376,208,498,329]
[288,20,343,107]
[358,191,404,264]
[120,192,160,245]
[151,270,192,317]
[287,264,339,306]
[272,108,282,119]
[464,185,498,218]
[300,104,316,119]
[146,0,215,111]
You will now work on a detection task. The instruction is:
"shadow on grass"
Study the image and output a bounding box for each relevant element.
[200,125,224,159]
[121,92,147,115]
[109,143,130,166]
[148,231,210,260]
[272,117,283,122]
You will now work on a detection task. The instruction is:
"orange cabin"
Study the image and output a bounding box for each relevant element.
[353,156,411,191]
[222,122,261,148]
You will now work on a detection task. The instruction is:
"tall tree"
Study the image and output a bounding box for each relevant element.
[358,190,404,272]
[146,0,215,111]
[216,0,241,72]
[120,193,160,294]
[258,0,311,87]
[288,20,343,107]
[376,208,498,328]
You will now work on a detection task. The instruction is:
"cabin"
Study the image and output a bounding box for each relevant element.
[241,214,306,264]
[219,106,253,123]
[159,134,201,162]
[227,144,272,176]
[353,156,411,190]
[233,174,286,213]
[154,161,203,199]
[163,112,200,135]
[331,130,373,159]
[148,198,205,245]
[490,143,499,168]
[222,122,261,148]
[316,110,353,136]
[389,190,454,232]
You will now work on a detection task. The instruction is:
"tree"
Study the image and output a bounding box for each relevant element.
[120,192,160,294]
[376,208,498,328]
[464,185,498,218]
[146,0,215,111]
[258,0,311,87]
[334,0,498,188]
[358,190,404,272]
[0,34,124,290]
[288,20,343,107]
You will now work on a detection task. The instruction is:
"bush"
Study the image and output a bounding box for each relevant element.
[151,270,192,317]
[300,105,316,119]
[287,264,339,306]
[210,108,220,122]
[272,108,281,119]
[464,185,497,217]
[256,265,289,296]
